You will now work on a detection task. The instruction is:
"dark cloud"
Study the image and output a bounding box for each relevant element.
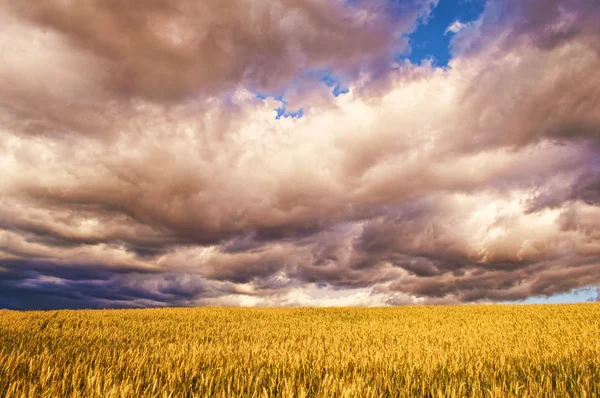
[446,0,600,153]
[525,166,600,214]
[570,171,600,206]
[6,0,435,102]
[453,0,600,55]
[504,0,600,52]
[0,259,218,310]
[385,257,600,303]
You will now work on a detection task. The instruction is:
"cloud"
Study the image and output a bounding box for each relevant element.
[4,0,435,103]
[445,20,467,35]
[0,259,217,310]
[451,0,600,57]
[1,0,600,308]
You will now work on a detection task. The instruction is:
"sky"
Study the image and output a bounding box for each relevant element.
[1,0,599,310]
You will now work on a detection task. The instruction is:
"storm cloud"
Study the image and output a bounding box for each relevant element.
[1,0,599,309]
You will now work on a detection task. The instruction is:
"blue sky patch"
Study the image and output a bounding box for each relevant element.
[401,0,486,67]
[275,107,304,120]
[504,287,599,305]
[321,73,350,97]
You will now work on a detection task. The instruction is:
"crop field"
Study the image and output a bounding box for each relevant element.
[0,304,599,397]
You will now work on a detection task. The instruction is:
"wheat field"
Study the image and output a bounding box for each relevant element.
[0,304,599,397]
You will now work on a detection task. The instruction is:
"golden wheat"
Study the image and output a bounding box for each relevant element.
[0,304,599,397]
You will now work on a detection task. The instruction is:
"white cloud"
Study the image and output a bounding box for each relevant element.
[445,20,467,35]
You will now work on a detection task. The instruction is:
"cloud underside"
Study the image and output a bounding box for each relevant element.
[1,0,599,309]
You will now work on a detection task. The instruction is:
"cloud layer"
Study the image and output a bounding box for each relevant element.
[1,0,599,309]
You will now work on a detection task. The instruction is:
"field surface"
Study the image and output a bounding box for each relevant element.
[1,304,599,397]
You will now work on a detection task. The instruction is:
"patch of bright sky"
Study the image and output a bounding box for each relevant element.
[275,106,304,120]
[319,71,350,97]
[401,0,486,67]
[502,287,599,304]
[253,92,302,119]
